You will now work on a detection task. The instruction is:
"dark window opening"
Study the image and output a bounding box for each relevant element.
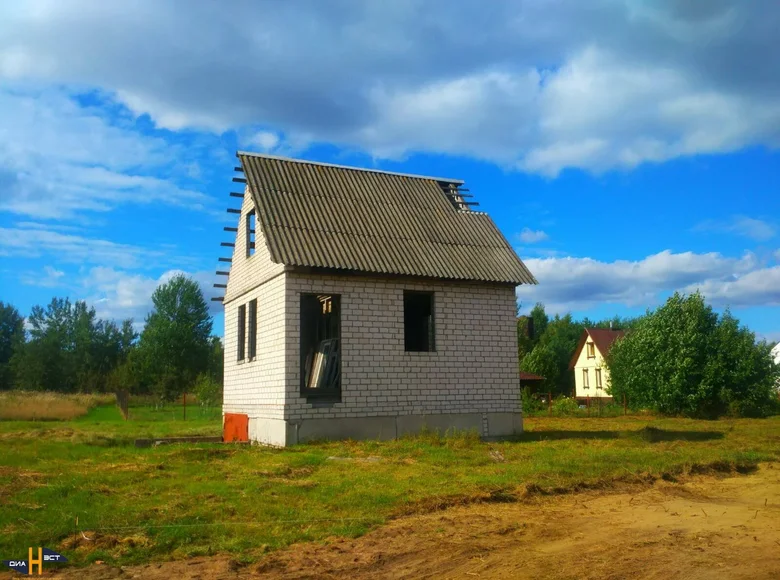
[248,299,257,360]
[246,210,256,257]
[300,294,341,399]
[237,304,246,361]
[404,291,435,352]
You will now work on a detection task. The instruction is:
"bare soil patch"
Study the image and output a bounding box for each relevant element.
[25,463,780,579]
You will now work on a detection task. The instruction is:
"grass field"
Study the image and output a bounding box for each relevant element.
[1,403,778,569]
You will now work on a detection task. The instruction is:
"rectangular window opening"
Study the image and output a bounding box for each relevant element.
[595,368,602,389]
[248,299,257,360]
[246,210,256,257]
[404,291,435,352]
[237,304,246,362]
[586,342,595,358]
[300,294,341,400]
[582,368,589,389]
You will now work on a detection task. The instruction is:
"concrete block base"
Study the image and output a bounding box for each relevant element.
[248,412,523,446]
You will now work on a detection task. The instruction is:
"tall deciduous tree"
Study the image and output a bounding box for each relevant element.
[11,298,136,392]
[136,275,212,400]
[0,302,25,390]
[607,292,778,417]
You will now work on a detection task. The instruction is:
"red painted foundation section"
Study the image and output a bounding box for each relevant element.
[223,413,249,442]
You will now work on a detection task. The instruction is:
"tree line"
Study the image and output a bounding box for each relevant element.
[0,275,222,402]
[519,292,779,418]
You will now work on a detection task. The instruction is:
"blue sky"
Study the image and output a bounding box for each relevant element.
[0,1,779,343]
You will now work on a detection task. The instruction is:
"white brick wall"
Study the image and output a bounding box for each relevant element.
[284,273,521,420]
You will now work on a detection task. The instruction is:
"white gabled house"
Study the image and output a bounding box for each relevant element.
[569,328,626,401]
[217,152,537,446]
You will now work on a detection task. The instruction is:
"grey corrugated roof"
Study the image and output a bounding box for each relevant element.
[237,152,537,285]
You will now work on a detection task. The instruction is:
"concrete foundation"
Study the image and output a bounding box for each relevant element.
[248,412,523,446]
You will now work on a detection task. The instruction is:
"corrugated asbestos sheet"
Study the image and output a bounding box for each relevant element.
[237,152,537,285]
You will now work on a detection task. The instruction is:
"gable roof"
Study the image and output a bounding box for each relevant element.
[568,328,627,370]
[237,152,536,285]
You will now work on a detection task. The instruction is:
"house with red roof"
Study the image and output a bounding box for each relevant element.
[568,328,625,400]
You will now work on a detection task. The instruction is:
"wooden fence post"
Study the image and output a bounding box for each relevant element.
[623,393,627,416]
[587,395,590,417]
[183,393,186,421]
[548,392,552,416]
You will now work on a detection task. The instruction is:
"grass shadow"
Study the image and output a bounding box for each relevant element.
[515,426,725,443]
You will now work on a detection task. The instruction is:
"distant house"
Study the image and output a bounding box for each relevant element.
[569,328,625,400]
[218,152,537,446]
[519,371,545,393]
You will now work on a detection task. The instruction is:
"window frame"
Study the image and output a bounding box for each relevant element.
[582,368,589,389]
[237,304,246,362]
[247,299,257,360]
[586,342,595,358]
[246,210,256,258]
[403,290,436,353]
[595,368,602,389]
[300,293,341,402]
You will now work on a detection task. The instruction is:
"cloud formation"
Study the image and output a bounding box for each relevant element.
[517,228,549,244]
[0,86,216,219]
[82,267,222,327]
[516,249,779,313]
[693,216,777,241]
[1,1,778,174]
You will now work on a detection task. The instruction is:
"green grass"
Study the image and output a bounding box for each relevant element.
[1,405,778,568]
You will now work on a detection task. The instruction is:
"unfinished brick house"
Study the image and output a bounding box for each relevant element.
[218,152,536,446]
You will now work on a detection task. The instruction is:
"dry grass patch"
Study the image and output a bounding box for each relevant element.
[0,391,115,421]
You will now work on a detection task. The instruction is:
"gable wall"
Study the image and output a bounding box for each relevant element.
[222,188,287,420]
[572,337,611,398]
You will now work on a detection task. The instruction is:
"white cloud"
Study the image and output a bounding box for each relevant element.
[693,215,776,241]
[247,131,280,152]
[0,86,215,219]
[0,225,199,270]
[516,249,767,313]
[0,1,778,174]
[683,266,780,308]
[81,267,221,326]
[19,265,65,287]
[517,228,549,244]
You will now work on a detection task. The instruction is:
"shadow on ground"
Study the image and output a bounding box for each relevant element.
[516,427,725,443]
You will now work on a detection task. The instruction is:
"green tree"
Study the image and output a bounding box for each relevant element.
[207,336,224,386]
[136,275,213,400]
[607,292,778,417]
[530,302,548,341]
[0,302,25,390]
[520,312,583,395]
[11,298,135,392]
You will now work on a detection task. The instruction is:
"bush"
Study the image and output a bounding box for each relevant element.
[521,387,545,414]
[551,396,580,417]
[193,373,222,408]
[608,292,779,418]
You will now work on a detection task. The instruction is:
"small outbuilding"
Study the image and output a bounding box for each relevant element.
[218,152,537,446]
[569,328,625,401]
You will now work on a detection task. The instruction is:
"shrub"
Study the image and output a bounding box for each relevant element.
[194,373,222,408]
[521,387,545,414]
[608,292,779,418]
[551,396,580,417]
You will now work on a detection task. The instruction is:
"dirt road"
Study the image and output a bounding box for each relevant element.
[33,463,780,579]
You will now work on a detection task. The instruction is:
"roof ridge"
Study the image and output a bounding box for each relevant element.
[237,151,465,184]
